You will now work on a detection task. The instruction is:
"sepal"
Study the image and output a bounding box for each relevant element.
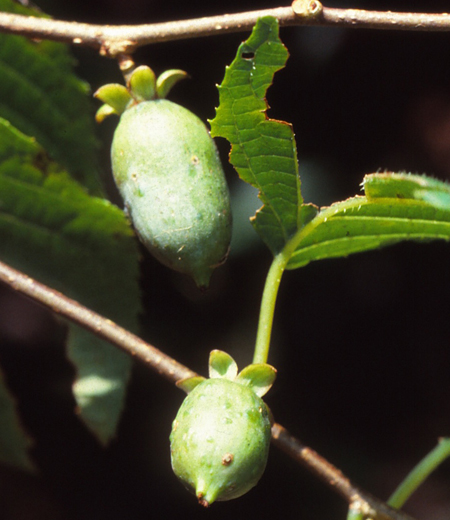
[93,84,132,115]
[129,65,156,102]
[207,350,276,397]
[236,363,276,397]
[176,376,206,394]
[156,69,188,99]
[95,104,118,123]
[209,350,238,379]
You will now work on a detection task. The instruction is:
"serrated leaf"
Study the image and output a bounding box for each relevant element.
[0,118,141,444]
[0,367,35,472]
[364,172,450,210]
[286,173,450,269]
[0,0,102,194]
[210,16,304,255]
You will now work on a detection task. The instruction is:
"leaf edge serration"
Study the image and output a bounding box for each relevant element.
[210,16,304,256]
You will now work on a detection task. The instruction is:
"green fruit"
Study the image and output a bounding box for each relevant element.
[170,377,272,506]
[170,351,276,506]
[95,67,232,288]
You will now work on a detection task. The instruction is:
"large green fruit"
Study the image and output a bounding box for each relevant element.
[95,68,232,288]
[170,377,272,506]
[112,99,231,288]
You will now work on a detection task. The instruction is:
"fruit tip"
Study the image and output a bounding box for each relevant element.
[197,496,210,508]
[192,270,212,291]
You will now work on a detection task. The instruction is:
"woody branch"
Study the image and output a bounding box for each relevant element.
[0,2,449,55]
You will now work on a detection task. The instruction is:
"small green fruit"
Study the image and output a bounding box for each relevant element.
[95,67,232,288]
[170,379,271,506]
[170,351,276,506]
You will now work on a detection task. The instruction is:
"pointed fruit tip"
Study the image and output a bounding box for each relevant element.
[197,495,210,507]
[196,486,219,507]
[192,270,212,291]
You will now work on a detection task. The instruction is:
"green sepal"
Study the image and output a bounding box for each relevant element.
[209,350,238,379]
[95,104,118,123]
[93,84,132,115]
[236,364,277,397]
[206,350,277,396]
[176,376,206,394]
[129,65,156,102]
[156,69,188,99]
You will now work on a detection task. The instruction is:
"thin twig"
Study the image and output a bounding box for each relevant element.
[271,424,416,520]
[0,260,195,385]
[1,3,450,55]
[0,258,416,520]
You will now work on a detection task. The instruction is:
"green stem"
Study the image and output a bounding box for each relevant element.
[253,253,287,364]
[251,197,367,365]
[387,437,450,509]
[252,208,325,365]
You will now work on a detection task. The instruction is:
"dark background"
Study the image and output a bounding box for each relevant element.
[0,0,450,519]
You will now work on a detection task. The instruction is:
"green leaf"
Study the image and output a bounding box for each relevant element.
[210,17,305,255]
[364,171,450,210]
[286,173,450,270]
[0,118,141,444]
[0,367,35,472]
[0,0,102,194]
[0,0,47,17]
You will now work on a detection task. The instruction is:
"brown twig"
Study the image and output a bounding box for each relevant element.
[0,258,415,520]
[1,3,450,55]
[271,424,416,520]
[0,260,195,386]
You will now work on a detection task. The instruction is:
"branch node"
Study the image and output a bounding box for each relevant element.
[100,40,137,58]
[292,0,323,19]
[117,53,136,83]
[350,495,377,519]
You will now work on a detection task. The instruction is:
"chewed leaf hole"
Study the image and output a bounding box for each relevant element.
[241,51,255,60]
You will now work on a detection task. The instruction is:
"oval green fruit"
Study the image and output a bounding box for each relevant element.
[111,99,231,288]
[170,378,271,506]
